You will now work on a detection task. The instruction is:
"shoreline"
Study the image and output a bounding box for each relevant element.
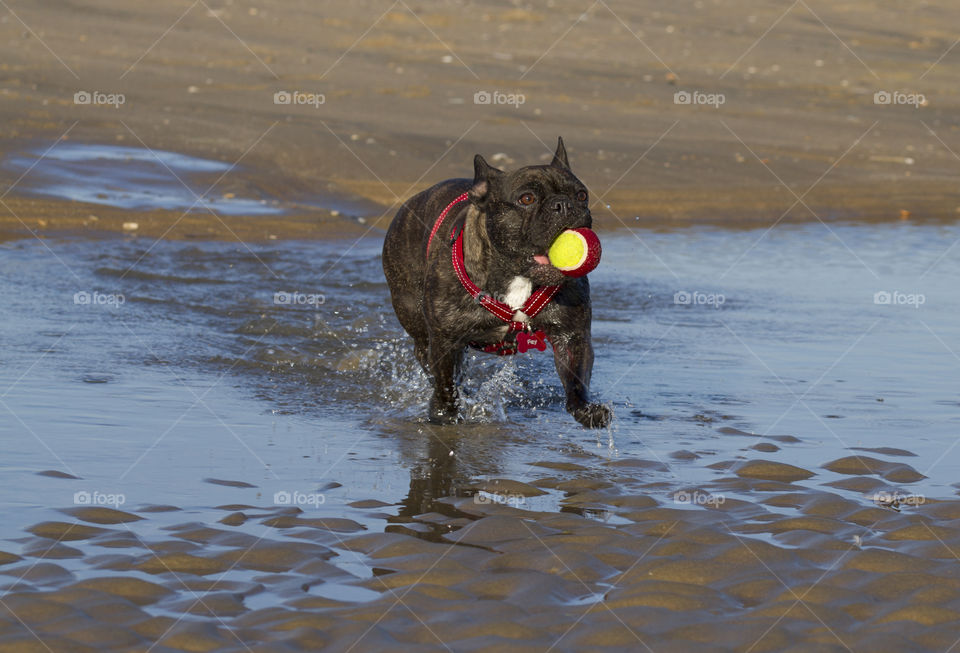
[1,180,954,245]
[1,1,960,244]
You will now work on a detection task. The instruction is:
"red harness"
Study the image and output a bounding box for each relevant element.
[426,193,560,355]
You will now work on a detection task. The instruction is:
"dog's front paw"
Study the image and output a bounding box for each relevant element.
[428,398,462,425]
[571,403,611,428]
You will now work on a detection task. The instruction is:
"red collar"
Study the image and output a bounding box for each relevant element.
[427,193,560,354]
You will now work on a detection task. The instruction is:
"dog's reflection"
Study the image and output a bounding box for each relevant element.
[388,423,514,519]
[396,433,464,518]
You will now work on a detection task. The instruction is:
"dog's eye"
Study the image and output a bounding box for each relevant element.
[518,192,536,206]
[576,190,588,202]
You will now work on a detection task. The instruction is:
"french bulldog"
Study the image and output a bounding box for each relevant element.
[382,138,610,428]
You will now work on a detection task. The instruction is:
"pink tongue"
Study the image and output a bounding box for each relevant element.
[534,254,550,265]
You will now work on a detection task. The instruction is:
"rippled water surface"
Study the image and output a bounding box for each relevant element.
[3,221,958,541]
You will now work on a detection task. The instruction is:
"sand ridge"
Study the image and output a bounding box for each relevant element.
[1,451,957,652]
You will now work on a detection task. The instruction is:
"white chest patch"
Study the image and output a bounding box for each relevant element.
[503,276,533,311]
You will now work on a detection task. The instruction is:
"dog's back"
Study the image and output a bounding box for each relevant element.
[382,178,470,344]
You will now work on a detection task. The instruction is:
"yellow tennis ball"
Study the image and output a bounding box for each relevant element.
[546,228,602,277]
[548,230,587,269]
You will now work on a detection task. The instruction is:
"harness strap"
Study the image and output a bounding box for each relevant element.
[451,230,559,324]
[424,192,561,355]
[426,192,469,260]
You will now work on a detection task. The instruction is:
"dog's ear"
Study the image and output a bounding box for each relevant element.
[550,136,570,170]
[469,154,503,205]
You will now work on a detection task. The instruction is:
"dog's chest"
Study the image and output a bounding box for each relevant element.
[471,276,535,343]
[502,276,532,310]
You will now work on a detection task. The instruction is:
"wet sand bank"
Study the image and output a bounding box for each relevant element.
[3,0,960,241]
[2,452,958,652]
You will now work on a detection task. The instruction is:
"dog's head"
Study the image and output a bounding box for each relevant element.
[468,137,591,285]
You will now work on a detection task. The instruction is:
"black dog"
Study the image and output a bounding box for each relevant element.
[382,138,610,428]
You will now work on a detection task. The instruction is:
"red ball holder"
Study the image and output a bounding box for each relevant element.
[559,228,602,278]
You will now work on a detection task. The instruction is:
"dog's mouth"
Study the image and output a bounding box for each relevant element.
[532,224,589,268]
[528,253,568,286]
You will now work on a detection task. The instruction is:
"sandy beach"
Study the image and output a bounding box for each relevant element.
[1,0,960,240]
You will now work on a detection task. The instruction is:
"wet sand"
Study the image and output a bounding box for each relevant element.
[2,0,960,240]
[0,193,369,244]
[2,455,959,652]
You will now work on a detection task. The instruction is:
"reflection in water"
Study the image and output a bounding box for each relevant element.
[397,432,465,520]
[384,420,522,526]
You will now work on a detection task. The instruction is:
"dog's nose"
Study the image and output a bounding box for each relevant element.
[553,199,572,216]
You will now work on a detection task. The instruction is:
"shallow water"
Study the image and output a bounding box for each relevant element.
[4,221,960,648]
[3,220,957,531]
[0,224,960,650]
[2,143,382,218]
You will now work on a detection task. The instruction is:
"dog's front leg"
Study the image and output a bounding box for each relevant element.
[427,337,463,424]
[551,334,611,428]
